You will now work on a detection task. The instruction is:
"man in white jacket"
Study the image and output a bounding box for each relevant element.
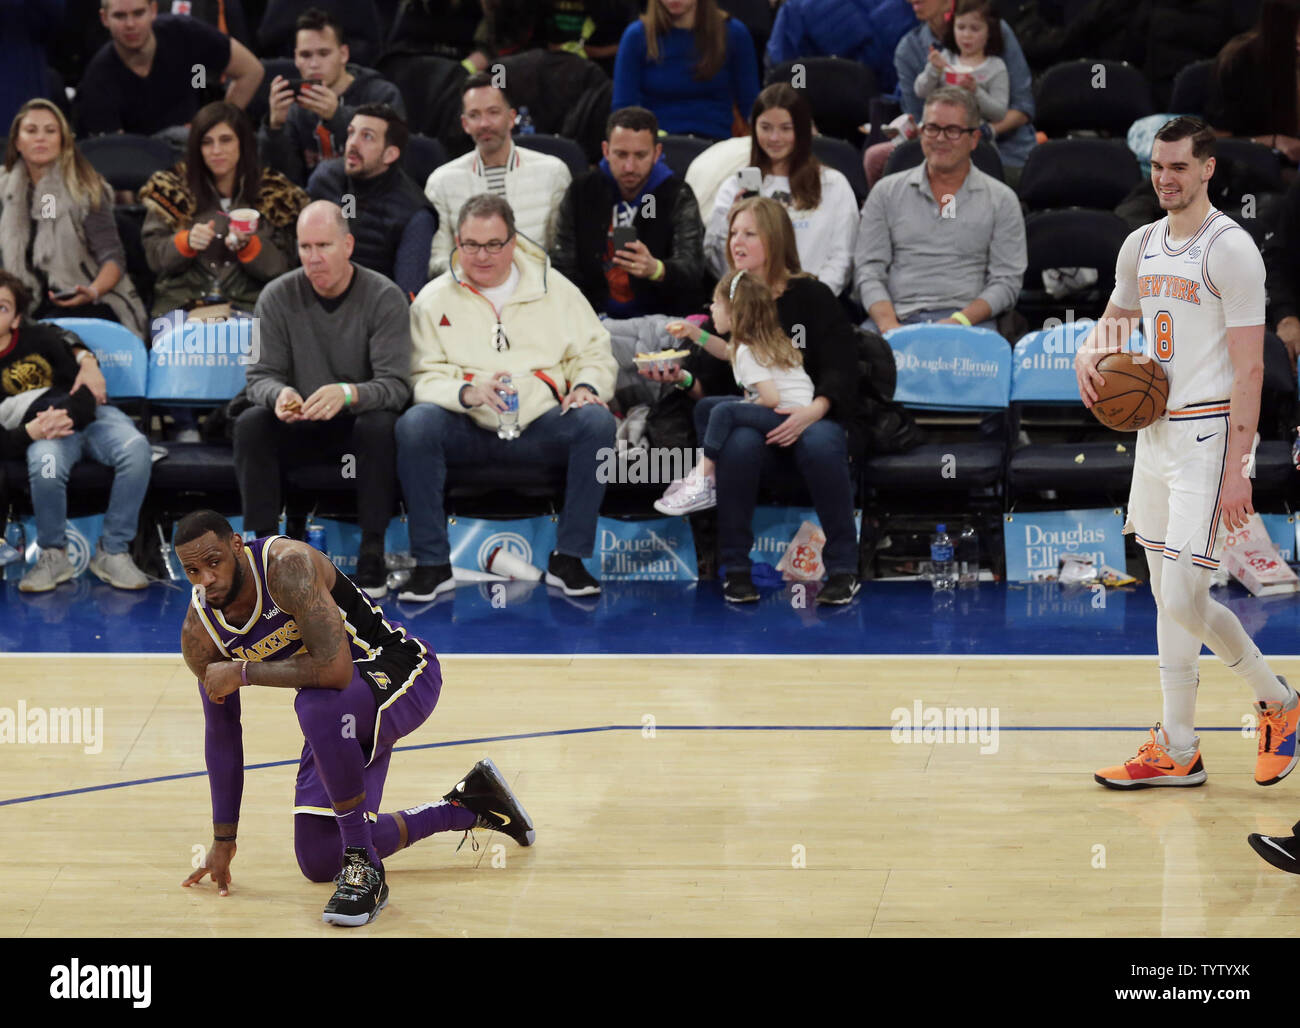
[424,73,572,279]
[396,194,617,600]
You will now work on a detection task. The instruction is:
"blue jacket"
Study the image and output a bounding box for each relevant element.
[766,0,915,94]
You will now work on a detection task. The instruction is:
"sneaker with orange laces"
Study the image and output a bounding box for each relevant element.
[1094,724,1206,789]
[1254,678,1299,786]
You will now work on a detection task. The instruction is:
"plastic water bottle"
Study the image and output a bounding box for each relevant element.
[497,375,520,440]
[957,524,979,586]
[930,523,956,590]
[517,107,535,134]
[0,518,24,567]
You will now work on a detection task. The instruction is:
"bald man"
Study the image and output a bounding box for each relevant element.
[236,201,412,597]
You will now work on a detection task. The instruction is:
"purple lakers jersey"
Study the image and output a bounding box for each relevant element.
[190,536,423,669]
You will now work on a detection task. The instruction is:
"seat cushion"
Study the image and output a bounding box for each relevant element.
[865,442,1005,489]
[148,442,239,493]
[1008,441,1135,493]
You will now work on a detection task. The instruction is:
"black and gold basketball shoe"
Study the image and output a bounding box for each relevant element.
[444,757,536,847]
[322,847,389,926]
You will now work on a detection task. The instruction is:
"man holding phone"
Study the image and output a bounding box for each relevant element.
[260,8,405,187]
[552,106,706,318]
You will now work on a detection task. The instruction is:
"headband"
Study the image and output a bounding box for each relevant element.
[729,269,745,302]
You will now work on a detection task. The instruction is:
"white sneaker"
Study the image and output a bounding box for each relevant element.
[653,474,716,515]
[89,546,149,590]
[18,547,75,593]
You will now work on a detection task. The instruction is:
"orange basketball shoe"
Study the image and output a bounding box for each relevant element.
[1254,680,1300,786]
[1094,724,1206,789]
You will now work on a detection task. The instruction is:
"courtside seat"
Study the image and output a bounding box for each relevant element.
[1033,59,1154,138]
[863,324,1011,491]
[1007,321,1139,504]
[1,318,150,506]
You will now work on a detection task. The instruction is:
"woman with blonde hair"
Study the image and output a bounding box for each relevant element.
[612,0,759,140]
[704,83,858,295]
[641,196,863,604]
[0,98,147,335]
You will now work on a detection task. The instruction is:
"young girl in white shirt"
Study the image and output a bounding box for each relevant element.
[654,268,814,515]
[914,0,1009,125]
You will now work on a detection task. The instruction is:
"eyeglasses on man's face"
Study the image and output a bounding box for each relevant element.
[920,123,978,140]
[458,235,514,255]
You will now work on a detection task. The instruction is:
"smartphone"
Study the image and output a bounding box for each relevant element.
[285,78,322,95]
[737,166,762,194]
[50,288,80,301]
[611,226,638,252]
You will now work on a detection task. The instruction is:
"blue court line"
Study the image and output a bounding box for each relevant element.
[0,723,1260,808]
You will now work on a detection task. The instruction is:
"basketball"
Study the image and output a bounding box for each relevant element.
[1089,352,1169,431]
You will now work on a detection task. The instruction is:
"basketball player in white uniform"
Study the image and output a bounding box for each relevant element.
[1075,117,1298,790]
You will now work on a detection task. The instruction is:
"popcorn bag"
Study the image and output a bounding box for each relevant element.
[1222,514,1299,597]
[776,520,827,582]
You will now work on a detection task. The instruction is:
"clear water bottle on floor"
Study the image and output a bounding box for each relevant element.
[0,517,24,567]
[930,523,956,590]
[957,524,979,586]
[497,375,520,440]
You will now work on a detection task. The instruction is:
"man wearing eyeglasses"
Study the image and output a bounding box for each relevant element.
[396,193,617,600]
[853,86,1025,335]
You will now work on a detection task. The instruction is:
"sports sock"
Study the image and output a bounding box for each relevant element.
[1227,647,1292,705]
[1149,551,1201,749]
[1158,553,1290,704]
[336,807,381,867]
[372,803,477,858]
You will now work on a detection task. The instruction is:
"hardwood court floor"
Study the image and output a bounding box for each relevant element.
[2,654,1299,937]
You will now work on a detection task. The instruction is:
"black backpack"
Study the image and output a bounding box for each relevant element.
[853,327,925,455]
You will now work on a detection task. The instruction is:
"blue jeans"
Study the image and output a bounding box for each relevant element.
[861,308,993,333]
[26,404,152,552]
[693,396,859,576]
[696,397,788,462]
[395,402,616,565]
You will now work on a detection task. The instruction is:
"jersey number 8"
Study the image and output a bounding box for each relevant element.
[1153,310,1174,360]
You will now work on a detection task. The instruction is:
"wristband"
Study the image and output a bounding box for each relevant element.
[239,659,249,688]
[88,285,99,302]
[950,311,972,326]
[340,382,354,406]
[674,370,695,391]
[214,834,237,842]
[75,349,97,365]
[651,259,665,282]
[696,328,710,347]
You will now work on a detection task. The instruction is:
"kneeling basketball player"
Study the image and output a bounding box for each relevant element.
[173,509,534,925]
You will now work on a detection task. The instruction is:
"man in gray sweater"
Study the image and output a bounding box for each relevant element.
[238,201,412,596]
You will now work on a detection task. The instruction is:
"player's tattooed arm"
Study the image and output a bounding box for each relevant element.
[256,544,354,690]
[182,605,224,681]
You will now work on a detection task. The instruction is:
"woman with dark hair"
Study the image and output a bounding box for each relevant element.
[140,101,309,321]
[1208,0,1300,162]
[0,98,147,335]
[612,0,759,140]
[643,196,862,605]
[703,83,858,296]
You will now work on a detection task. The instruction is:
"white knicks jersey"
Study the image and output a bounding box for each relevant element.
[1109,207,1265,414]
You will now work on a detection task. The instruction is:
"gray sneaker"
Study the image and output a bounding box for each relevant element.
[89,546,149,590]
[18,547,76,593]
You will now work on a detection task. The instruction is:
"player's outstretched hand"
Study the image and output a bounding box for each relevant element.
[183,840,236,896]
